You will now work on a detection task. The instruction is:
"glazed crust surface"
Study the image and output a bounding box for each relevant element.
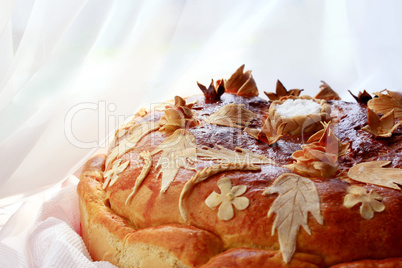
[78,94,402,267]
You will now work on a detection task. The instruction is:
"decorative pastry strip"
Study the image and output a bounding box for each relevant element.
[159,96,199,133]
[244,116,286,146]
[103,159,130,189]
[362,108,402,138]
[197,145,276,165]
[179,162,260,222]
[268,96,331,135]
[205,177,249,221]
[225,64,258,97]
[205,103,256,128]
[263,173,323,263]
[151,129,197,193]
[197,79,225,100]
[368,89,402,118]
[344,185,385,220]
[125,151,153,205]
[284,123,348,178]
[315,81,340,100]
[264,80,303,101]
[348,161,402,190]
[106,121,160,168]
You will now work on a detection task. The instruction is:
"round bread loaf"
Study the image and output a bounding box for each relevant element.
[78,66,402,267]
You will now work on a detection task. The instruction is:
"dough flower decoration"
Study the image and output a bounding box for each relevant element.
[348,90,372,105]
[362,108,402,138]
[205,177,249,221]
[103,159,130,189]
[197,79,225,100]
[315,81,341,100]
[368,89,402,118]
[269,96,331,135]
[244,116,287,145]
[284,122,349,178]
[159,96,199,133]
[264,80,303,101]
[344,185,385,220]
[225,64,258,97]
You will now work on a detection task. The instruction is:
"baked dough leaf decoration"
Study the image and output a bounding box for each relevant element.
[263,173,323,264]
[315,81,341,100]
[179,163,260,222]
[205,103,256,128]
[125,150,153,205]
[368,89,402,118]
[197,79,225,100]
[344,185,385,220]
[362,108,402,138]
[159,96,199,133]
[225,64,259,97]
[151,129,197,193]
[284,122,349,178]
[106,121,160,168]
[348,161,402,190]
[348,90,372,105]
[264,80,303,101]
[244,116,287,146]
[197,145,276,165]
[205,177,249,221]
[103,159,130,189]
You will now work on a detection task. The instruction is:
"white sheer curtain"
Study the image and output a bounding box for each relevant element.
[1,0,402,206]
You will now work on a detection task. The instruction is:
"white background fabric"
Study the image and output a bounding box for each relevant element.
[0,0,401,266]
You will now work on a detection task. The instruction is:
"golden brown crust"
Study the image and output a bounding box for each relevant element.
[330,258,402,268]
[201,248,324,268]
[78,94,402,267]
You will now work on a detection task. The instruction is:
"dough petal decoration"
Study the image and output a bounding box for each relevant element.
[225,64,259,97]
[197,145,276,165]
[284,122,348,177]
[348,161,402,190]
[159,96,199,133]
[197,79,225,100]
[344,185,385,220]
[315,81,341,100]
[179,163,260,222]
[106,121,160,168]
[205,177,249,221]
[264,80,303,101]
[103,159,130,189]
[206,103,256,128]
[151,129,197,192]
[368,89,402,118]
[348,90,372,105]
[362,108,402,138]
[245,116,287,145]
[125,150,153,205]
[263,173,323,263]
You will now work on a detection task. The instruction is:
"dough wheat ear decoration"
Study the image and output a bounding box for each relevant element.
[263,173,323,263]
